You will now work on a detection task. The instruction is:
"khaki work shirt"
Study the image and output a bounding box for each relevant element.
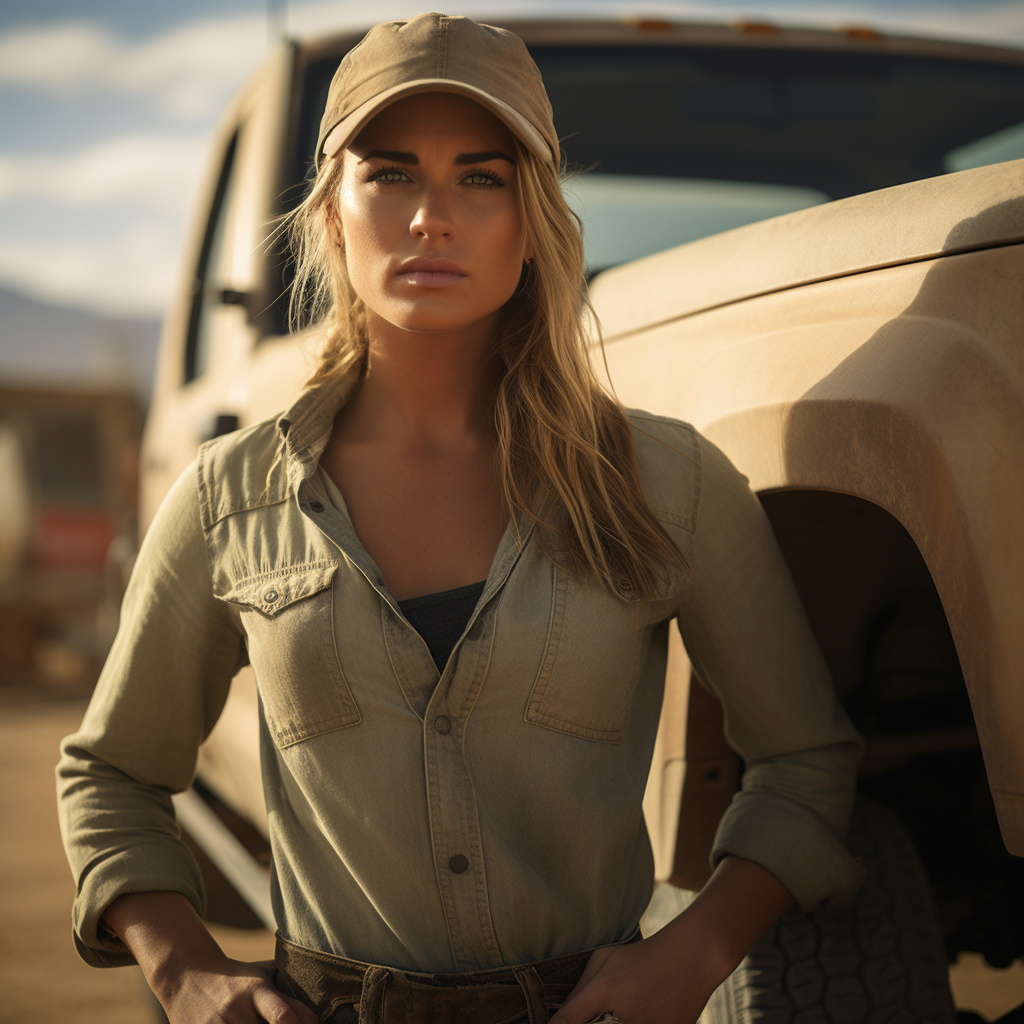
[58,375,863,972]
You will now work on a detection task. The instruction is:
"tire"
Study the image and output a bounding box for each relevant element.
[643,797,957,1024]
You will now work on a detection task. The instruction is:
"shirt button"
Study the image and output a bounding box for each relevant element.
[263,589,279,604]
[616,577,633,595]
[309,501,325,513]
[448,854,469,874]
[433,715,451,735]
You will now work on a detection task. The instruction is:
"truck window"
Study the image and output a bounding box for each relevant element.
[946,118,1024,171]
[184,130,241,384]
[273,41,1024,326]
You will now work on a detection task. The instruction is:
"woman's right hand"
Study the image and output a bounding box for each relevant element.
[154,956,318,1024]
[102,891,317,1024]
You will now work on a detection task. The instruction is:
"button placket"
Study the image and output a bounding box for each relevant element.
[380,605,440,719]
[422,607,501,969]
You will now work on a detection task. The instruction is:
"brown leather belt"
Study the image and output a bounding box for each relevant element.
[275,931,638,1024]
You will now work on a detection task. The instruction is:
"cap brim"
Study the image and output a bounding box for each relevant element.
[318,78,553,168]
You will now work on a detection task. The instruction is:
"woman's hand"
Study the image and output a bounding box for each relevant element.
[102,891,317,1024]
[548,923,726,1024]
[550,856,795,1024]
[155,956,318,1024]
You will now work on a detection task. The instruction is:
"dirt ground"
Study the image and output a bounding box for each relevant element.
[2,683,1023,1023]
[0,686,274,1024]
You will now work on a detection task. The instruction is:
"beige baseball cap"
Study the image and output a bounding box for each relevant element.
[316,13,559,169]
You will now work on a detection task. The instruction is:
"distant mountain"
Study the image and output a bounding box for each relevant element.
[0,286,161,402]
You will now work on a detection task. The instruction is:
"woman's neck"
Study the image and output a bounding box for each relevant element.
[341,310,499,446]
[321,309,507,600]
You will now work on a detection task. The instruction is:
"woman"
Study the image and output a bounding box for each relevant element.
[58,14,863,1024]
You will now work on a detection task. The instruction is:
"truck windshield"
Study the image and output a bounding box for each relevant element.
[290,40,1024,276]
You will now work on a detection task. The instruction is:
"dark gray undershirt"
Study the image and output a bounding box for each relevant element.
[398,580,487,672]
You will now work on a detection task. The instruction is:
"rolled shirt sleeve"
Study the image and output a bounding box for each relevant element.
[56,462,246,966]
[675,432,864,909]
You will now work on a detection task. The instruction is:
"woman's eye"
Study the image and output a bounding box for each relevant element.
[463,171,505,188]
[368,166,410,184]
[365,167,505,187]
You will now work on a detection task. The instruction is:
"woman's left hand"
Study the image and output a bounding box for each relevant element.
[547,922,726,1024]
[548,857,795,1024]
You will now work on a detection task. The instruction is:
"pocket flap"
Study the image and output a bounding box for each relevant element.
[224,560,338,616]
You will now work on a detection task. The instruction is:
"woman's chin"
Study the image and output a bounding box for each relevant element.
[371,304,501,339]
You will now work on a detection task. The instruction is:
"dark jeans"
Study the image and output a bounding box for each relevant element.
[324,1006,359,1024]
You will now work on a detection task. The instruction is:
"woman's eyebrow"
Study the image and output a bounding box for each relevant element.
[455,151,514,164]
[361,149,515,165]
[364,149,418,163]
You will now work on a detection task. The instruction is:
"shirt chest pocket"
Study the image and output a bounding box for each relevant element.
[223,560,361,749]
[524,566,645,744]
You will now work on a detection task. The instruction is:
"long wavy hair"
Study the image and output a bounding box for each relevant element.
[285,130,686,599]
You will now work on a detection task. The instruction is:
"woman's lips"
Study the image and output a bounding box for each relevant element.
[397,258,467,288]
[398,270,466,288]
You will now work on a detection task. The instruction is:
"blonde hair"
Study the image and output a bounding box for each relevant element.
[286,136,686,599]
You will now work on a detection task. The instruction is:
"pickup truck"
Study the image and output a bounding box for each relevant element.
[139,15,1024,1021]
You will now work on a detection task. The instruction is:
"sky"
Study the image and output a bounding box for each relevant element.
[1,0,1023,318]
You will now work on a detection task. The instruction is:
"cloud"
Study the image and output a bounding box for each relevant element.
[0,219,184,316]
[0,132,211,314]
[0,14,266,119]
[0,134,208,209]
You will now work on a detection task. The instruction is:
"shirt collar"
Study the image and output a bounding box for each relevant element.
[275,363,363,475]
[274,361,538,596]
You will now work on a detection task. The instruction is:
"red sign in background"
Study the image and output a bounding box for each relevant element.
[32,508,112,571]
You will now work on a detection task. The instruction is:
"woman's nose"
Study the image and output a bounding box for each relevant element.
[409,187,454,240]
